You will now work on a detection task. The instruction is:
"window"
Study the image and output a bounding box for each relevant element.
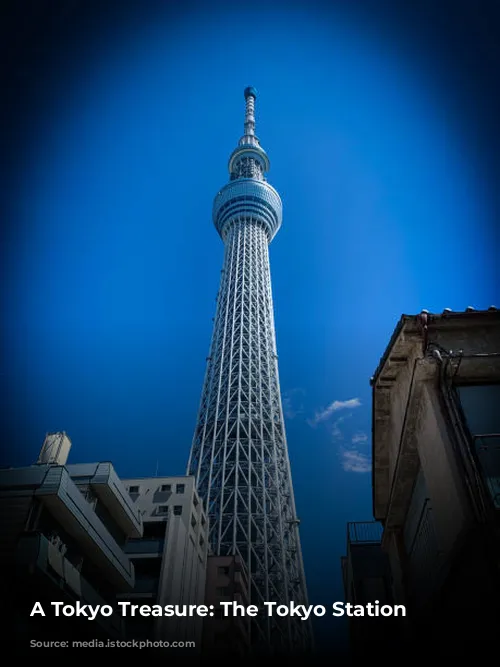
[158,505,168,515]
[199,535,204,547]
[173,506,182,516]
[218,566,230,576]
[201,514,206,527]
[176,484,185,494]
[193,494,199,507]
[191,514,197,528]
[455,383,500,508]
[160,484,171,492]
[133,557,162,577]
[129,485,139,494]
[142,522,166,539]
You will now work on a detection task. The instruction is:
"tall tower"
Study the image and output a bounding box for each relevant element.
[187,87,311,652]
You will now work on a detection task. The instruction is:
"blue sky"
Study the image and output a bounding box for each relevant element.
[2,0,499,649]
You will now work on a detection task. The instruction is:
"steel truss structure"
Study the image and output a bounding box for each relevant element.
[187,87,312,652]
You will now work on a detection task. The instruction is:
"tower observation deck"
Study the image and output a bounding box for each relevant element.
[187,87,312,653]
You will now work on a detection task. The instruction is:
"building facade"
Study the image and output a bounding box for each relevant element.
[203,554,251,655]
[368,307,500,652]
[186,87,311,652]
[0,433,142,646]
[120,475,208,649]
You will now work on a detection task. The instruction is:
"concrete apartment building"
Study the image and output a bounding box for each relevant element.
[120,475,208,649]
[0,432,142,644]
[203,554,251,654]
[343,307,500,655]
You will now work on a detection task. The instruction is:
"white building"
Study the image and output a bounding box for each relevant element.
[120,475,208,649]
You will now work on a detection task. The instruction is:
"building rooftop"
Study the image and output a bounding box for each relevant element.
[370,306,500,387]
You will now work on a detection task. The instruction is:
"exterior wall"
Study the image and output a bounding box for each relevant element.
[0,461,140,643]
[371,310,500,651]
[121,476,208,649]
[417,383,472,557]
[383,530,406,604]
[387,350,420,481]
[203,554,250,654]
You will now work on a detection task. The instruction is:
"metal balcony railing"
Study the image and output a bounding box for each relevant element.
[347,521,383,545]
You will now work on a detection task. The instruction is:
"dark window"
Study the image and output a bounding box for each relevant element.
[158,505,168,515]
[455,383,500,508]
[191,514,197,528]
[131,557,161,598]
[133,557,161,577]
[160,484,171,492]
[173,506,182,516]
[129,485,139,494]
[176,484,185,494]
[142,522,166,539]
[218,566,230,576]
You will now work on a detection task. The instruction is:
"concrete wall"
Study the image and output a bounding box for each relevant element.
[374,311,500,624]
[204,554,250,653]
[122,475,208,648]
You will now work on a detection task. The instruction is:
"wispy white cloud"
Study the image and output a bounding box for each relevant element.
[331,414,352,441]
[340,448,372,473]
[282,388,305,420]
[308,397,361,427]
[352,432,368,445]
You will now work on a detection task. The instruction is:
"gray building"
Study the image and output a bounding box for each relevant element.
[203,554,251,655]
[346,307,500,655]
[120,475,208,649]
[0,432,142,645]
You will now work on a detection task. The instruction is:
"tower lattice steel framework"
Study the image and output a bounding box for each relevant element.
[187,87,312,652]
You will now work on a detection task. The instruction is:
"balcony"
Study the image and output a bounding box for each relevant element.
[16,532,124,637]
[347,521,383,545]
[66,462,142,538]
[34,466,135,590]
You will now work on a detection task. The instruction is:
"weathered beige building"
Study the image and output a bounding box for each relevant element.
[370,307,500,651]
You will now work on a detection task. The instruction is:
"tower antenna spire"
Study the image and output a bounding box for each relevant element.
[243,86,257,137]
